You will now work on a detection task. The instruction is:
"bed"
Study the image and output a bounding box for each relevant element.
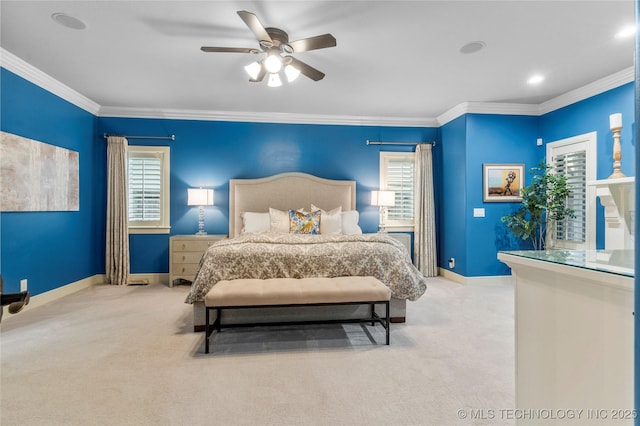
[186,172,427,331]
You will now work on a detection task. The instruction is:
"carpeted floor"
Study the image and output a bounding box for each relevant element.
[0,276,515,426]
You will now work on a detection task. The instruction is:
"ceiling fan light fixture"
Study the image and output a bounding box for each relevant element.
[244,61,262,80]
[264,54,282,73]
[201,11,336,86]
[284,64,300,82]
[267,73,282,87]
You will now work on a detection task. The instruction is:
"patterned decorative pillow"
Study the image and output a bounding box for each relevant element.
[289,210,321,234]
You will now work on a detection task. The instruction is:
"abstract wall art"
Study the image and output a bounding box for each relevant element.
[0,131,79,212]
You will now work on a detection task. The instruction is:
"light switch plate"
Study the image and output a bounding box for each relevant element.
[473,208,485,218]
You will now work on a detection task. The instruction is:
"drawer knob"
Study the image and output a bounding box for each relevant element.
[182,255,186,261]
[181,244,186,249]
[182,267,186,273]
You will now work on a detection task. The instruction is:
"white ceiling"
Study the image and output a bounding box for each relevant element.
[0,1,635,125]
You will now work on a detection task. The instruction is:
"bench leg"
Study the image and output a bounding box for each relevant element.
[370,303,375,326]
[205,307,211,354]
[385,301,390,345]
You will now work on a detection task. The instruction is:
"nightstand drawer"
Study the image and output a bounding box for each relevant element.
[171,263,200,276]
[169,234,227,287]
[172,251,205,264]
[173,240,215,252]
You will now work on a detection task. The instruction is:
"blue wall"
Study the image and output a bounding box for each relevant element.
[438,114,540,277]
[0,68,102,294]
[466,114,540,276]
[437,80,635,278]
[99,117,437,274]
[439,115,468,275]
[540,83,635,179]
[540,82,635,250]
[1,65,635,294]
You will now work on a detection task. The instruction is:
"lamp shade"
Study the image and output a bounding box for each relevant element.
[371,190,395,207]
[187,188,214,206]
[284,64,301,82]
[267,73,282,87]
[244,61,262,80]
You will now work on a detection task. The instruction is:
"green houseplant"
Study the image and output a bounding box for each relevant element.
[500,162,574,250]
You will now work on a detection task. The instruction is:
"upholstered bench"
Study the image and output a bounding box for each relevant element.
[204,276,391,353]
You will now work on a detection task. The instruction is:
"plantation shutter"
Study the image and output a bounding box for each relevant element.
[380,153,415,227]
[552,150,587,243]
[128,152,163,225]
[546,132,596,250]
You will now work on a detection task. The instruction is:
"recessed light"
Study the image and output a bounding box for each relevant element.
[51,13,86,30]
[459,41,486,54]
[615,25,636,39]
[527,75,545,85]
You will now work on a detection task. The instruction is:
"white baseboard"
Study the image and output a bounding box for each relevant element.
[438,268,466,284]
[438,268,512,286]
[2,272,171,318]
[2,274,105,318]
[128,273,169,285]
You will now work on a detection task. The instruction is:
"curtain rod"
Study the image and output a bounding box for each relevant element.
[366,140,436,147]
[103,133,175,141]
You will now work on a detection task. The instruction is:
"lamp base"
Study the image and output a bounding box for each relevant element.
[195,206,207,235]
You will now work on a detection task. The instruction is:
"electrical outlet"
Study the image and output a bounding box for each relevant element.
[448,258,455,269]
[20,279,27,292]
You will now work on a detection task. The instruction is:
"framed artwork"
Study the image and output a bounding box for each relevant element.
[483,163,524,202]
[1,131,79,212]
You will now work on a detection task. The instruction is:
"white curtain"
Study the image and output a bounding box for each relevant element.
[414,143,438,277]
[106,136,130,285]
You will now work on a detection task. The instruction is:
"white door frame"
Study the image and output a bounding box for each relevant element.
[546,131,597,250]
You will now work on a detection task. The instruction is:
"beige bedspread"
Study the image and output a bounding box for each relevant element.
[185,233,427,304]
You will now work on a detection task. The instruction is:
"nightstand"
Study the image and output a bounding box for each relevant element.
[385,233,412,255]
[169,234,226,287]
[367,232,412,258]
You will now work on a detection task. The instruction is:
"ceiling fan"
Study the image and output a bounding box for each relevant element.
[201,10,337,87]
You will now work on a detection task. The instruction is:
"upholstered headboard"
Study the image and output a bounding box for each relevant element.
[229,173,356,238]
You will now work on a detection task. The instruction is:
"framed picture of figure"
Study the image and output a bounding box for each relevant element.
[483,164,524,202]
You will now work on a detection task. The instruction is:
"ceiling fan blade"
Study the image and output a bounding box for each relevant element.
[201,46,259,54]
[237,10,273,44]
[289,57,325,81]
[249,65,267,82]
[288,34,336,53]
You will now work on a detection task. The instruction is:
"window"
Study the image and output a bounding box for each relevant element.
[553,151,587,243]
[546,132,596,250]
[380,152,415,230]
[127,146,170,234]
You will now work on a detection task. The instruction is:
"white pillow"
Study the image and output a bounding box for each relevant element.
[341,210,362,235]
[269,207,291,233]
[311,204,342,235]
[241,212,270,234]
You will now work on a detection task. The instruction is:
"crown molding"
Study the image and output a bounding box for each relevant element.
[0,48,100,115]
[436,102,540,125]
[2,47,632,128]
[97,106,438,127]
[538,67,634,115]
[437,67,634,126]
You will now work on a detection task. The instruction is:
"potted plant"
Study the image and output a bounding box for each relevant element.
[501,162,574,250]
